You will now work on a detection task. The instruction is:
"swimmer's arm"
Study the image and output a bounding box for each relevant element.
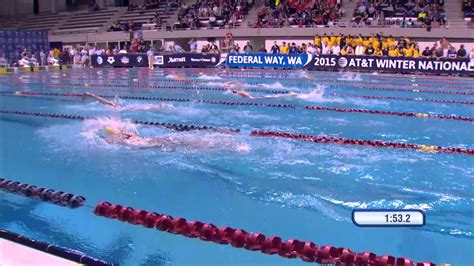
[83,92,118,107]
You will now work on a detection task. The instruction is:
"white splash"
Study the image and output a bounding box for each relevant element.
[197,74,223,80]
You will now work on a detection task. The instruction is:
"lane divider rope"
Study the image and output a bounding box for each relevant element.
[304,106,474,122]
[0,109,472,156]
[250,130,474,156]
[0,178,86,208]
[2,91,472,122]
[329,93,474,105]
[93,201,435,265]
[0,109,240,133]
[0,91,296,109]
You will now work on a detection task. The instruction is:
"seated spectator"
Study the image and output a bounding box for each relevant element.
[457,45,467,58]
[107,21,123,32]
[258,45,267,53]
[89,0,100,12]
[422,46,432,58]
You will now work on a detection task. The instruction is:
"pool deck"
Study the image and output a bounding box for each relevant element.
[0,238,78,265]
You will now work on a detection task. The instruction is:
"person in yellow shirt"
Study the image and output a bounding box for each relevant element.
[281,42,289,54]
[329,35,337,48]
[387,36,396,47]
[388,47,400,57]
[346,35,353,47]
[374,49,383,56]
[372,38,380,50]
[52,48,60,58]
[322,34,330,47]
[412,46,420,58]
[362,37,371,48]
[340,47,347,55]
[354,35,363,46]
[314,35,321,48]
[335,34,342,46]
[403,46,413,57]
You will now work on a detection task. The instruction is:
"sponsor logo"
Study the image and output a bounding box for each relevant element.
[168,57,186,63]
[96,56,103,65]
[120,56,130,64]
[154,55,164,65]
[137,56,143,63]
[107,56,115,64]
[338,57,348,68]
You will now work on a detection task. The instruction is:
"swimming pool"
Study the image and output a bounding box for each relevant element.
[0,68,473,265]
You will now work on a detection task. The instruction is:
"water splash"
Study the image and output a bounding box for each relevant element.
[197,74,223,80]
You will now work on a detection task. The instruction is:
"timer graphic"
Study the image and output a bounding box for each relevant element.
[352,209,425,227]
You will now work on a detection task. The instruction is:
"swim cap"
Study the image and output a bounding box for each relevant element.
[104,127,118,135]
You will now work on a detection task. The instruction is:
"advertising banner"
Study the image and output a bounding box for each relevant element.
[0,30,49,65]
[154,53,220,67]
[306,55,473,74]
[91,54,149,67]
[92,53,219,68]
[225,53,313,69]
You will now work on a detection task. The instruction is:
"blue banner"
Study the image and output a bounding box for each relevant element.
[305,55,473,74]
[0,30,49,66]
[224,53,313,69]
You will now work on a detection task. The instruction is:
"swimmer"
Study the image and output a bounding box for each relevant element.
[83,92,120,108]
[230,89,298,99]
[101,126,247,151]
[223,80,246,88]
[83,92,173,111]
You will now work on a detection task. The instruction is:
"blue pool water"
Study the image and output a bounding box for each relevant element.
[0,68,473,265]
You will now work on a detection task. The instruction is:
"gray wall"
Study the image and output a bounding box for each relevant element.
[0,0,67,17]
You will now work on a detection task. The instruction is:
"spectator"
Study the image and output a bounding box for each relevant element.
[39,50,46,66]
[147,47,155,69]
[332,43,341,55]
[447,46,457,59]
[244,42,253,53]
[89,0,100,12]
[270,41,280,54]
[258,45,267,53]
[289,43,298,54]
[355,43,365,55]
[281,42,288,54]
[470,48,474,59]
[422,46,432,58]
[457,45,467,58]
[188,39,198,52]
[173,44,184,53]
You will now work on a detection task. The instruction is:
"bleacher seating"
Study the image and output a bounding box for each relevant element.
[119,8,174,29]
[19,12,66,31]
[174,0,249,30]
[56,8,120,33]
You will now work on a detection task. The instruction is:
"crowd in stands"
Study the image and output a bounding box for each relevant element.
[175,0,252,29]
[253,0,344,28]
[128,0,161,10]
[108,20,136,32]
[128,0,177,11]
[233,35,474,59]
[352,0,446,28]
[463,0,474,18]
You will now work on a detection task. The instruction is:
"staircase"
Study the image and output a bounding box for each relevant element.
[342,0,358,21]
[444,0,467,27]
[444,0,464,20]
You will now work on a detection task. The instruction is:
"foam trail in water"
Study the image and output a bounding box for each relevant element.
[197,74,223,80]
[295,85,344,103]
[339,72,362,81]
